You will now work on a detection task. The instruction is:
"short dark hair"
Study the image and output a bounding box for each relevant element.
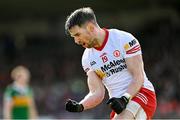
[65,7,97,34]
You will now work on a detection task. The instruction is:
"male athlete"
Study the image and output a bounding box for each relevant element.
[65,7,156,119]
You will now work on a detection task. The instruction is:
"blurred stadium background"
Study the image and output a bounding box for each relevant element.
[0,0,180,119]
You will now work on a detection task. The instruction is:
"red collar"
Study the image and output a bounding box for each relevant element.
[95,28,109,51]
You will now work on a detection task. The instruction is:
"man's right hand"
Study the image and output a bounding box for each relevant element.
[65,99,84,112]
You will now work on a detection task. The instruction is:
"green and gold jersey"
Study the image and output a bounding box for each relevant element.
[4,84,33,119]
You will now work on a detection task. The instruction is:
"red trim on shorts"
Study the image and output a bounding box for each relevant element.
[109,88,156,120]
[132,88,157,119]
[95,28,109,51]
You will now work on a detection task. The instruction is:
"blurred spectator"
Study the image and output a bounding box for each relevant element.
[3,66,38,119]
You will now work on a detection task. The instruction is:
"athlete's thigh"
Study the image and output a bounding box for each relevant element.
[135,107,147,120]
[126,100,147,120]
[113,110,134,120]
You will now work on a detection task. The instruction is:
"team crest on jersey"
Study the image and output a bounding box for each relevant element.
[124,39,141,54]
[113,50,120,57]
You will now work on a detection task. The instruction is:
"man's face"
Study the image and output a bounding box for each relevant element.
[14,69,30,84]
[69,24,95,48]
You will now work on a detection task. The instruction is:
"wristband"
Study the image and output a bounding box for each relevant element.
[123,93,132,100]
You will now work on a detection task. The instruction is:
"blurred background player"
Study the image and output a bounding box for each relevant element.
[65,7,156,119]
[3,65,38,119]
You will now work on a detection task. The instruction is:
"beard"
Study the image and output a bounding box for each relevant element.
[87,38,96,48]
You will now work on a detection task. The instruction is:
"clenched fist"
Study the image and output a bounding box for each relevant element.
[65,99,84,112]
[107,96,129,114]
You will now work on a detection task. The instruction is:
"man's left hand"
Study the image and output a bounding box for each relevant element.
[106,96,129,114]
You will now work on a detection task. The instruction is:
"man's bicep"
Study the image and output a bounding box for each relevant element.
[87,70,104,93]
[125,55,144,75]
[3,99,13,108]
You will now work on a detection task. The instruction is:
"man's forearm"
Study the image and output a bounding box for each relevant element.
[79,92,104,110]
[126,75,144,98]
[3,102,12,119]
[30,106,38,119]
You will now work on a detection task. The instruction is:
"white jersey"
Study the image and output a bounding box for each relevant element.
[82,28,154,98]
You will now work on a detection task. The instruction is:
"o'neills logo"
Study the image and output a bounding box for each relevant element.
[101,59,126,72]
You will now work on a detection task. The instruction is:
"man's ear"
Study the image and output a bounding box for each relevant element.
[86,22,95,33]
